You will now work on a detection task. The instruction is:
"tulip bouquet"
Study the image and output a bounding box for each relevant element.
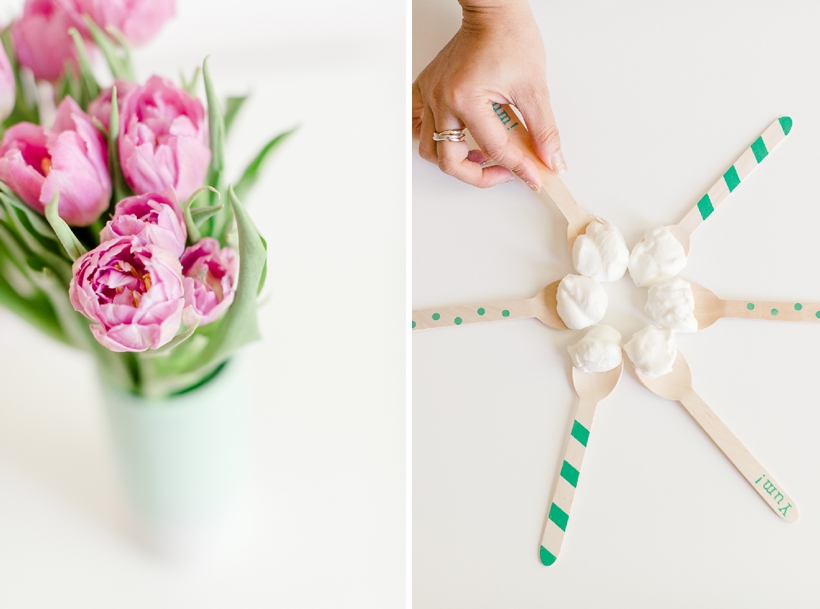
[0,0,292,398]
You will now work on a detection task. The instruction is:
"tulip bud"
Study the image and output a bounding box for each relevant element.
[0,96,111,226]
[119,75,210,201]
[180,238,238,326]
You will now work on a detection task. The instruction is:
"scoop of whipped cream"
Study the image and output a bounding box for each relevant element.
[628,225,687,287]
[645,277,697,332]
[572,220,629,282]
[568,324,623,373]
[624,325,676,378]
[556,274,608,330]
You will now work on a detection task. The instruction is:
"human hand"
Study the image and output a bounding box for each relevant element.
[412,0,565,189]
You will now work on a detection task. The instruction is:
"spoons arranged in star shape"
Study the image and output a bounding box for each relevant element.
[414,112,801,566]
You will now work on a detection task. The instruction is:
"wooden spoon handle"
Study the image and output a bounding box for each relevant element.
[412,297,535,331]
[722,299,820,323]
[672,118,792,243]
[540,397,598,566]
[496,104,594,239]
[678,390,798,522]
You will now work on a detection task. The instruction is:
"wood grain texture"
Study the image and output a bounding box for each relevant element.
[669,118,791,254]
[691,282,820,329]
[540,363,623,566]
[497,104,596,249]
[412,281,566,331]
[631,351,798,523]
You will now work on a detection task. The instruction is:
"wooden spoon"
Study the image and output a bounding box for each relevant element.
[411,280,566,331]
[691,282,820,330]
[629,350,798,522]
[668,118,792,254]
[540,362,623,566]
[494,103,596,249]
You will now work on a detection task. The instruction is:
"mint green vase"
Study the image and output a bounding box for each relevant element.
[101,359,251,560]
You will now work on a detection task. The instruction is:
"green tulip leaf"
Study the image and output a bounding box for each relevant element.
[233,126,297,202]
[68,27,101,106]
[0,28,39,126]
[0,269,65,344]
[203,56,225,179]
[45,193,87,261]
[0,184,58,241]
[224,94,248,136]
[103,25,133,78]
[105,85,132,206]
[190,204,224,225]
[183,186,220,243]
[181,66,201,96]
[185,186,266,374]
[0,199,72,283]
[83,16,134,81]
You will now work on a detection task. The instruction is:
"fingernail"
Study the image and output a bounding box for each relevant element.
[526,181,540,192]
[552,151,567,174]
[480,160,496,169]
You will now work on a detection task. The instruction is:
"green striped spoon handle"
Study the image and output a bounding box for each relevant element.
[540,363,622,566]
[670,117,792,253]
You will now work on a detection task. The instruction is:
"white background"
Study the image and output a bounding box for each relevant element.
[414,0,820,606]
[0,0,405,607]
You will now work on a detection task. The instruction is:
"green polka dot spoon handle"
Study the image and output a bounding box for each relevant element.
[540,362,623,566]
[412,280,566,331]
[691,282,820,330]
[669,118,792,254]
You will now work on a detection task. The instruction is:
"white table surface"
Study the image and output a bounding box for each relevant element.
[0,1,405,607]
[413,1,820,606]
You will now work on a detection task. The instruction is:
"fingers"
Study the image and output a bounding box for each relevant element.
[430,109,510,188]
[417,98,514,188]
[411,80,423,140]
[514,84,566,174]
[417,104,437,164]
[461,101,542,191]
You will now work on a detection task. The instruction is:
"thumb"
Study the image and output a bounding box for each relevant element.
[514,85,566,174]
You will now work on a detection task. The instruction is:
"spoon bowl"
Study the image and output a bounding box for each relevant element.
[690,282,725,330]
[571,360,623,402]
[688,281,820,330]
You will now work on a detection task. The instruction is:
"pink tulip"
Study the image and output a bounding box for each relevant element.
[12,0,86,82]
[0,96,111,226]
[180,238,238,326]
[76,0,175,46]
[0,41,15,121]
[100,190,187,257]
[119,75,210,202]
[69,236,185,352]
[88,80,137,131]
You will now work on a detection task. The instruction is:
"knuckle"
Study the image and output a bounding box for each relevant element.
[488,141,525,171]
[438,155,460,176]
[533,124,561,149]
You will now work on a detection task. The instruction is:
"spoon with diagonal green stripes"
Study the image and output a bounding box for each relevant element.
[669,117,792,254]
[411,280,566,331]
[540,361,623,566]
[630,350,798,523]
